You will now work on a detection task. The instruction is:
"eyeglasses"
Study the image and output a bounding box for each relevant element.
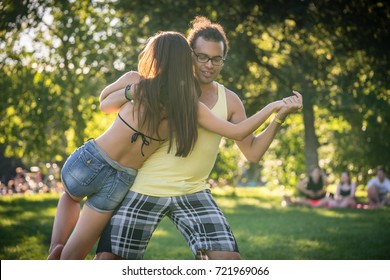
[192,51,225,66]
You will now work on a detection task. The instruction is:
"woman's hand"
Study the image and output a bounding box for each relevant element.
[277,90,303,120]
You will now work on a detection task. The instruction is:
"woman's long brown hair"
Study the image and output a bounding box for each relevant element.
[134,31,200,157]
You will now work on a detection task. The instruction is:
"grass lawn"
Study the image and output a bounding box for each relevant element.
[1,187,389,260]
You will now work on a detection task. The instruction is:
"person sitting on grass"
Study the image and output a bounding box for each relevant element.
[314,171,357,208]
[283,166,329,207]
[367,166,390,208]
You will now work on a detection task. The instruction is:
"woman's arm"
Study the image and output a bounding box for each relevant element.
[297,178,313,196]
[99,71,140,113]
[100,87,128,113]
[350,182,357,198]
[334,184,342,200]
[225,90,302,163]
[197,100,284,141]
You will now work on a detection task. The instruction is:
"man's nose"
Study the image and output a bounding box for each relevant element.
[205,60,213,67]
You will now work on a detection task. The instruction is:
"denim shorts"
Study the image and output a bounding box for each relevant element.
[61,140,137,212]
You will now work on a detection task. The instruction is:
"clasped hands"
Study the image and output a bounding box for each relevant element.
[275,90,303,121]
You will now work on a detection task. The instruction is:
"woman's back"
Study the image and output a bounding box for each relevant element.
[95,97,168,170]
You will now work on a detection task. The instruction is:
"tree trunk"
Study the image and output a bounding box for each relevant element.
[302,92,319,174]
[0,145,24,181]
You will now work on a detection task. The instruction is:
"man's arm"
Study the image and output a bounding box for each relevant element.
[226,89,302,163]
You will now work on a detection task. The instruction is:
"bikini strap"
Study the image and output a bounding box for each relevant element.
[117,114,164,157]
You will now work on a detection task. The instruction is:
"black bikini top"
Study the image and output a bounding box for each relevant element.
[118,84,164,156]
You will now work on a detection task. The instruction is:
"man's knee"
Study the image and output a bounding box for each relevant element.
[94,252,122,260]
[206,250,241,260]
[368,185,379,198]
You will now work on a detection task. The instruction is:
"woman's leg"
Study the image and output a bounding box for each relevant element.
[60,204,112,260]
[339,197,356,208]
[48,192,81,259]
[313,197,331,208]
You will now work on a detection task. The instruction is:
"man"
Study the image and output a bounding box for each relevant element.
[367,166,390,208]
[95,16,302,260]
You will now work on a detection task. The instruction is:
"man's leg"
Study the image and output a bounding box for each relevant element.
[384,192,390,206]
[206,250,241,260]
[368,185,380,206]
[169,190,240,260]
[95,191,169,260]
[94,251,122,260]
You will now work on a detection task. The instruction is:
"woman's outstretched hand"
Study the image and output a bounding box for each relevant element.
[277,90,303,120]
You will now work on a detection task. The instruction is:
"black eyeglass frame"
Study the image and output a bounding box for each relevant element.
[192,51,225,66]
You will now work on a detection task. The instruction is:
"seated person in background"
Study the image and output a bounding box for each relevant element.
[367,166,390,208]
[295,166,329,207]
[314,171,356,208]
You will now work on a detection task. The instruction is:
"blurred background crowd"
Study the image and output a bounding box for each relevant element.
[0,164,63,195]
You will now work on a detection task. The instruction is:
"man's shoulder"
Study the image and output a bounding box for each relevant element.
[215,82,246,120]
[217,83,237,96]
[217,83,243,104]
[368,177,378,185]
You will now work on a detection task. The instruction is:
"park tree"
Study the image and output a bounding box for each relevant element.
[1,0,136,168]
[114,0,389,185]
[1,0,389,187]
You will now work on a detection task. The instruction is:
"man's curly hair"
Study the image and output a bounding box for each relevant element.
[187,16,229,58]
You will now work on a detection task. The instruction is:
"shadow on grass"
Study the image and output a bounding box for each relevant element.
[0,195,59,259]
[225,202,390,259]
[1,192,390,260]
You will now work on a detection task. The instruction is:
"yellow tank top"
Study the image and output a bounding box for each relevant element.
[131,83,227,196]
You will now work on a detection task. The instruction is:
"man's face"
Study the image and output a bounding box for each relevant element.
[377,170,385,182]
[192,37,225,85]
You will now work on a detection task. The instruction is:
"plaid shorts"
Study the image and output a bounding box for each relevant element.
[96,189,239,259]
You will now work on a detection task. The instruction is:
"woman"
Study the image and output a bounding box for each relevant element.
[48,31,292,259]
[316,171,356,208]
[332,171,357,208]
[295,166,329,207]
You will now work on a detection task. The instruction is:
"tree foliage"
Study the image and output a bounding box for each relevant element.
[1,0,389,186]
